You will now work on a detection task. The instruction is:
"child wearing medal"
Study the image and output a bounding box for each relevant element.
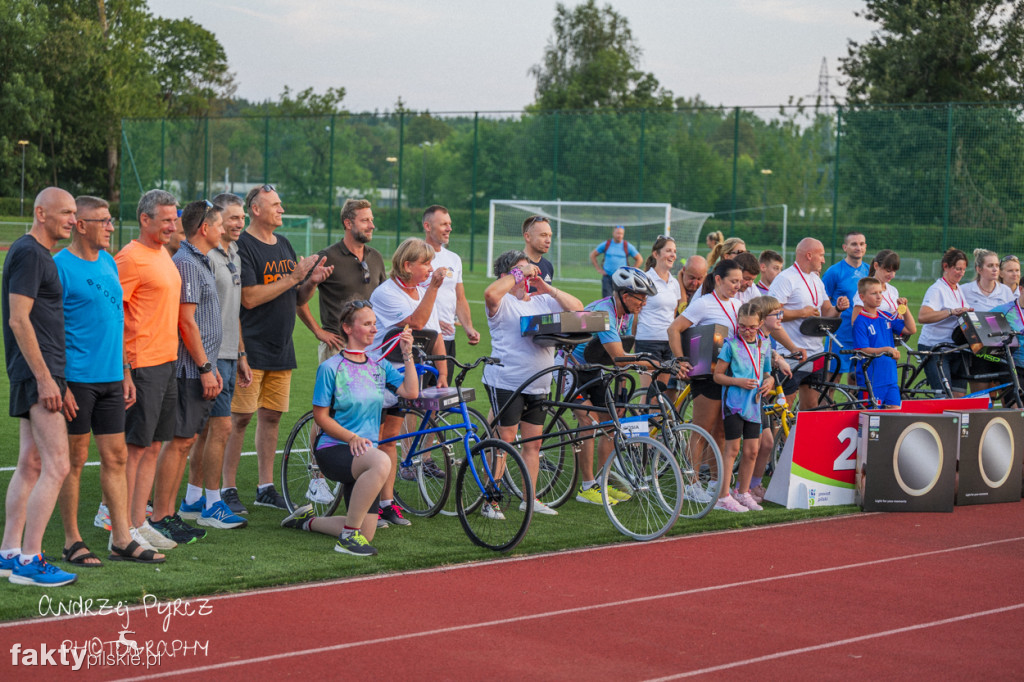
[712,303,774,512]
[853,277,905,408]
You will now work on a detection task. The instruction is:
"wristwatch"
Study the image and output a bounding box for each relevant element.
[198,362,213,374]
[238,351,247,359]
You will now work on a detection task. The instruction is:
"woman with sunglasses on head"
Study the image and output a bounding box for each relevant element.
[707,237,745,268]
[917,247,973,398]
[999,254,1020,298]
[850,249,917,336]
[960,248,1015,394]
[635,236,682,395]
[281,301,418,556]
[368,237,448,528]
[668,259,744,511]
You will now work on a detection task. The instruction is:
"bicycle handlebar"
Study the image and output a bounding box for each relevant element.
[421,354,502,370]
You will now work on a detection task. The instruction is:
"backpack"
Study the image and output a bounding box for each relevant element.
[603,239,630,257]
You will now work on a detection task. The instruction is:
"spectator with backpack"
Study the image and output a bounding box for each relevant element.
[590,226,642,297]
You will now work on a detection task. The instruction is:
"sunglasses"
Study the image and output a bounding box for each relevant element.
[226,260,240,286]
[656,234,675,242]
[245,184,276,209]
[726,249,746,256]
[524,215,548,230]
[356,258,370,284]
[1001,255,1019,264]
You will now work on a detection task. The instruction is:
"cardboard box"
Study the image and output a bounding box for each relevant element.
[679,323,729,378]
[956,310,1018,354]
[856,411,959,512]
[520,311,610,337]
[944,409,1024,505]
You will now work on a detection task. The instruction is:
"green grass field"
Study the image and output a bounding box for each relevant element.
[0,240,937,621]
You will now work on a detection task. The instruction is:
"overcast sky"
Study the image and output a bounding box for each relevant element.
[148,0,877,113]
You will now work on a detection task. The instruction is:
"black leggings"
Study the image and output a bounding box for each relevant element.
[313,443,380,515]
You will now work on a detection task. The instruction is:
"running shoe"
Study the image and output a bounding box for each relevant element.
[376,513,390,529]
[714,495,749,513]
[281,504,315,530]
[178,496,205,521]
[198,500,249,529]
[254,485,288,510]
[732,489,763,511]
[334,530,377,557]
[222,487,248,515]
[306,478,334,505]
[684,483,714,504]
[0,552,16,578]
[138,520,177,549]
[378,503,411,526]
[749,484,767,504]
[9,555,77,587]
[422,458,446,479]
[576,483,615,505]
[149,515,201,545]
[605,484,632,502]
[481,501,505,520]
[519,498,558,515]
[93,503,111,531]
[398,465,417,481]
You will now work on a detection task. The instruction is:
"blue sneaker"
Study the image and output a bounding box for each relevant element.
[9,555,77,586]
[0,552,16,578]
[178,496,206,520]
[197,500,248,529]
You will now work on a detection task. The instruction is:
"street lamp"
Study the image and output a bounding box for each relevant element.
[18,140,29,217]
[760,168,773,228]
[386,156,398,208]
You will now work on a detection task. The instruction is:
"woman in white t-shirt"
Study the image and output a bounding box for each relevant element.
[999,254,1020,298]
[368,237,448,527]
[482,250,583,518]
[917,247,973,397]
[635,236,682,393]
[668,258,743,509]
[850,249,917,337]
[960,248,1015,393]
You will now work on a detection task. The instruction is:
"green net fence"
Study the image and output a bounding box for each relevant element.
[118,103,1024,276]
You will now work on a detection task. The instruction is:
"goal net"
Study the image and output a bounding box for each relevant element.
[487,200,712,281]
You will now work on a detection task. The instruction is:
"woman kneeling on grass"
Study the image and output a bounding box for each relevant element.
[281,301,418,557]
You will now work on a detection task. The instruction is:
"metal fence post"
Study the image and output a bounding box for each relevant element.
[638,109,646,201]
[830,106,842,263]
[396,111,405,247]
[942,103,953,250]
[731,107,739,232]
[470,112,479,272]
[327,114,336,246]
[552,111,559,200]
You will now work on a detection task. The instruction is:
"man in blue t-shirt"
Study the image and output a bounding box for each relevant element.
[822,231,868,375]
[590,226,642,298]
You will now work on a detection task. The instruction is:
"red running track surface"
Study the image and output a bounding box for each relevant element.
[2,502,1023,680]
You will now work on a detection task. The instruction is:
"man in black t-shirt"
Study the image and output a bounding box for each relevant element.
[1,187,78,586]
[522,215,555,294]
[223,184,331,513]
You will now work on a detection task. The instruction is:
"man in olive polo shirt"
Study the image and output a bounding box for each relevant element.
[299,198,387,363]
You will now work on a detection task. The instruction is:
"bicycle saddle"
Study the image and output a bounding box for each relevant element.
[798,316,841,337]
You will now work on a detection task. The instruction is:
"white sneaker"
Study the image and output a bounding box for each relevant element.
[130,527,157,552]
[684,484,714,504]
[519,499,558,516]
[481,502,505,520]
[137,520,177,549]
[714,495,749,513]
[306,477,334,504]
[93,503,111,530]
[732,489,763,511]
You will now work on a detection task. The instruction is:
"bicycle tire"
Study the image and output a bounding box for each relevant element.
[435,406,491,517]
[456,439,533,552]
[601,435,682,541]
[665,423,723,519]
[280,410,343,516]
[534,409,579,508]
[392,408,452,518]
[770,422,791,473]
[817,385,860,410]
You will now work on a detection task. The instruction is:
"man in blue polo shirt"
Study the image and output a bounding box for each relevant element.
[822,231,868,377]
[590,226,642,298]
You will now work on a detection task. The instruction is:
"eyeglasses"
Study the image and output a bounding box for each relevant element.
[738,324,761,332]
[771,311,784,320]
[245,184,276,209]
[80,217,114,226]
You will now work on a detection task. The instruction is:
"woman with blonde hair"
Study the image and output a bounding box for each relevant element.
[708,237,746,268]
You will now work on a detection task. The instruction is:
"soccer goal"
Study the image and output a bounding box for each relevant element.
[487,200,712,282]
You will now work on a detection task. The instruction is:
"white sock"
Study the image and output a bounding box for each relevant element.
[581,480,596,490]
[0,547,20,560]
[205,488,221,507]
[19,553,37,566]
[258,483,273,494]
[185,484,203,505]
[379,499,393,509]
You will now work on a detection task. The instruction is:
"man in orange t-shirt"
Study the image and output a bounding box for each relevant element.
[115,189,183,550]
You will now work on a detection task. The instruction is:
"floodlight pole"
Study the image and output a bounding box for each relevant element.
[18,140,29,217]
[760,168,772,229]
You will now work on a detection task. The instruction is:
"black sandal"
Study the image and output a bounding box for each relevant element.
[109,540,165,564]
[62,541,102,567]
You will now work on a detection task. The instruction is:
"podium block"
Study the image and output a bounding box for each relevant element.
[856,412,959,512]
[944,409,1024,505]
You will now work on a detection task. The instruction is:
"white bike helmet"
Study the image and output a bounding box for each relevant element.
[611,266,657,296]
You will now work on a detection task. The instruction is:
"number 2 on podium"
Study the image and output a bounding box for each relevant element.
[833,427,858,471]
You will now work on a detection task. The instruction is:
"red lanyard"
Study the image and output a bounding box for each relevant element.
[1016,300,1024,329]
[712,292,737,335]
[756,281,770,293]
[881,285,897,313]
[793,266,819,307]
[740,337,761,382]
[393,275,420,292]
[941,277,965,308]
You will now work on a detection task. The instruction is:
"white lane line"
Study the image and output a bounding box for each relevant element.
[643,602,1024,680]
[110,535,1024,681]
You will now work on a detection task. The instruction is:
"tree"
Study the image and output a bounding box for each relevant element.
[529,0,672,110]
[841,0,1024,104]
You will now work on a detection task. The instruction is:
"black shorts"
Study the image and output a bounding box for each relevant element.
[9,375,68,419]
[313,443,381,516]
[690,376,723,401]
[174,378,214,439]
[781,368,824,396]
[570,368,613,410]
[723,413,762,441]
[126,361,177,447]
[67,381,125,436]
[486,385,546,427]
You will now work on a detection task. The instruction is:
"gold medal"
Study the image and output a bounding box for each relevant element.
[897,304,907,315]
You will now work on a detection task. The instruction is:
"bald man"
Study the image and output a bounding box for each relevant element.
[1,187,78,586]
[675,254,707,314]
[767,238,845,410]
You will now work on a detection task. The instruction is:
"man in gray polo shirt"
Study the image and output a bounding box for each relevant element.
[181,193,253,521]
[299,198,387,364]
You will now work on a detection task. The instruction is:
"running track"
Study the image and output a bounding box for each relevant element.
[3,502,1023,680]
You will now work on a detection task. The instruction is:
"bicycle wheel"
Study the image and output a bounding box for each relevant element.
[280,411,343,516]
[534,409,579,508]
[601,435,682,541]
[456,439,533,552]
[770,423,791,473]
[674,392,695,424]
[665,423,723,519]
[436,406,491,517]
[817,385,860,410]
[392,409,451,518]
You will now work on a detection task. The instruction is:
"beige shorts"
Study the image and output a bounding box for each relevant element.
[230,369,291,414]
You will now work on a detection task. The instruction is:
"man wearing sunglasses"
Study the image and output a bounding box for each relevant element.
[299,198,386,365]
[228,184,332,511]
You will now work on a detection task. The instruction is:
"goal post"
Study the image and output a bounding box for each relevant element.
[487,200,713,282]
